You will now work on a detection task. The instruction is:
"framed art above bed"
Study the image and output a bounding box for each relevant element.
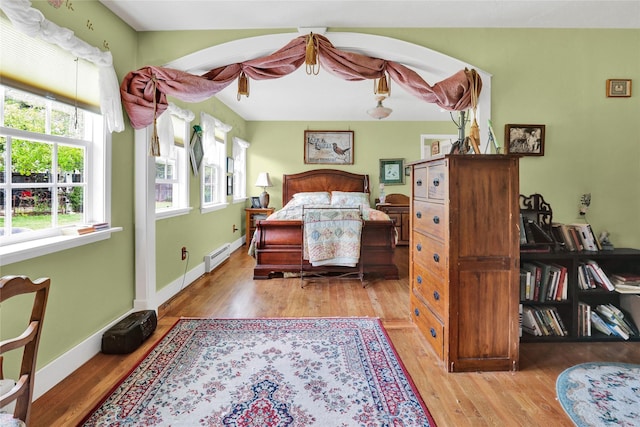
[304,130,354,165]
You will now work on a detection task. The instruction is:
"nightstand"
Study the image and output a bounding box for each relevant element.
[245,207,275,241]
[375,194,409,246]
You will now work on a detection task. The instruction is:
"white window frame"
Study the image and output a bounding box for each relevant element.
[0,3,120,266]
[199,113,231,214]
[232,137,249,203]
[0,89,116,266]
[155,104,194,220]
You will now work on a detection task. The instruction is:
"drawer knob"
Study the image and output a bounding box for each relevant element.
[433,253,440,263]
[416,179,423,187]
[433,178,440,187]
[416,243,422,252]
[430,328,437,338]
[433,291,440,301]
[433,216,439,224]
[416,211,422,219]
[416,275,422,284]
[414,308,420,317]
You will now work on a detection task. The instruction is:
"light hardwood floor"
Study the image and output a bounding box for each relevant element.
[31,246,639,426]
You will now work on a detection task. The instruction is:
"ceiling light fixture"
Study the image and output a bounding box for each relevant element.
[367,96,392,120]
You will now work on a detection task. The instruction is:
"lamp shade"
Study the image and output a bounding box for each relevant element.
[367,97,392,120]
[255,172,273,189]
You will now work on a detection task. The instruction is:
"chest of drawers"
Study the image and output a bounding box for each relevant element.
[409,155,520,372]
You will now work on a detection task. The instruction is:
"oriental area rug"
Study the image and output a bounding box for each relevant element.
[82,317,436,426]
[556,362,640,427]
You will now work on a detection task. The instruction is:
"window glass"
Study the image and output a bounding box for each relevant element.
[200,113,230,211]
[154,107,191,215]
[0,85,104,243]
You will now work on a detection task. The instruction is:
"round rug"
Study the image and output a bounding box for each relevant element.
[556,362,640,426]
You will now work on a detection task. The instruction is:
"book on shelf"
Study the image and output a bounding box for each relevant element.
[552,223,576,251]
[589,303,638,340]
[585,260,615,291]
[522,305,567,337]
[570,223,599,251]
[578,302,592,337]
[611,273,640,293]
[521,262,541,301]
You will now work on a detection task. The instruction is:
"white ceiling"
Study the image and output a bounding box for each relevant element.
[100,1,640,122]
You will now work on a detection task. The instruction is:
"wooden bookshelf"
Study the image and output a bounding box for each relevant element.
[520,248,640,342]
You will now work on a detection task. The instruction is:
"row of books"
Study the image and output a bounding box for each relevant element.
[61,222,110,235]
[551,222,601,252]
[521,305,568,337]
[576,260,615,291]
[578,302,638,340]
[520,262,568,302]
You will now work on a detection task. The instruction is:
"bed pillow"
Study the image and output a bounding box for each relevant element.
[330,191,370,208]
[290,191,331,206]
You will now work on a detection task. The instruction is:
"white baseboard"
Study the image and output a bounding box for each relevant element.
[34,237,244,402]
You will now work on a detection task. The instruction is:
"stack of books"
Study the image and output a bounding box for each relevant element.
[589,303,638,340]
[61,222,110,236]
[610,273,640,294]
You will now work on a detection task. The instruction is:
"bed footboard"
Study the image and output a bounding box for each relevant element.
[253,219,399,280]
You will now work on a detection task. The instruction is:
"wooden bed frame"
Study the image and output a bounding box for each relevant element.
[252,169,399,280]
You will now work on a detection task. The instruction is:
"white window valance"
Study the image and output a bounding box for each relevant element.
[0,0,124,133]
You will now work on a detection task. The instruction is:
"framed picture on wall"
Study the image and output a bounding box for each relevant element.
[606,79,632,97]
[226,157,234,173]
[505,124,545,156]
[379,158,405,185]
[304,130,354,165]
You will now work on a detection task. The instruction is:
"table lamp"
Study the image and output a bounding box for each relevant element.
[255,172,273,208]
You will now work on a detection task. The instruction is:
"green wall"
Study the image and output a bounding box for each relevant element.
[1,0,639,384]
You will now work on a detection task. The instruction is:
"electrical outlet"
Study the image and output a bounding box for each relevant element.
[181,247,187,261]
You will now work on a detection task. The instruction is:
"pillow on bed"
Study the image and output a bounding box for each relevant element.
[330,191,370,208]
[290,191,331,206]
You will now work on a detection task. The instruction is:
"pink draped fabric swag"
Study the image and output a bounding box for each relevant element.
[120,33,481,130]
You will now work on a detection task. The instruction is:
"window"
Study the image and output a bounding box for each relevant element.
[0,85,107,246]
[200,113,231,213]
[232,137,249,202]
[155,104,193,218]
[0,11,116,266]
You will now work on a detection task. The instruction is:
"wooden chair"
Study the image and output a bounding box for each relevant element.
[0,276,50,425]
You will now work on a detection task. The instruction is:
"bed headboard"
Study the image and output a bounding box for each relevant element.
[282,169,370,204]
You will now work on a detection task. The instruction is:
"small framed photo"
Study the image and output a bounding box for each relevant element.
[251,196,261,208]
[226,157,234,173]
[226,175,233,196]
[505,124,545,156]
[606,79,632,97]
[304,130,354,165]
[379,158,405,185]
[404,165,411,176]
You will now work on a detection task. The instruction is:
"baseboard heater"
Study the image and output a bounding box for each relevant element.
[204,243,231,273]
